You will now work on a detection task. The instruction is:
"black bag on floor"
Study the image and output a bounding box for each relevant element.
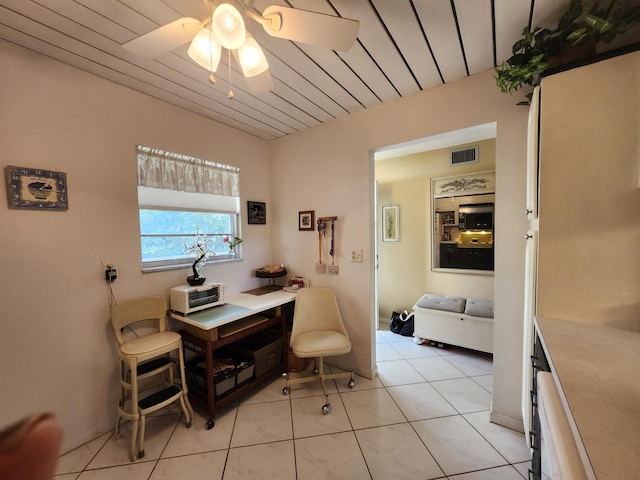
[389,310,414,336]
[389,311,402,333]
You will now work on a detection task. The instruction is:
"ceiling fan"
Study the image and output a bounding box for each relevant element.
[123,0,360,96]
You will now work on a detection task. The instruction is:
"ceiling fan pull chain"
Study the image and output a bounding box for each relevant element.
[227,49,234,99]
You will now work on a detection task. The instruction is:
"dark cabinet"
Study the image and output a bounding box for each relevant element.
[472,248,494,270]
[456,249,477,269]
[440,243,457,268]
[439,244,494,271]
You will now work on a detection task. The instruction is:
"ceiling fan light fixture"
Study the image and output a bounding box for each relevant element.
[188,27,222,72]
[211,2,246,50]
[236,35,269,77]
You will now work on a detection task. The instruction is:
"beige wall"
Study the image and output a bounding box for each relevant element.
[267,71,529,431]
[375,140,496,319]
[0,38,530,454]
[0,41,273,453]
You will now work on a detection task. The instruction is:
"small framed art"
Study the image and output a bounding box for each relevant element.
[5,165,68,210]
[298,210,314,231]
[247,201,266,224]
[382,204,399,242]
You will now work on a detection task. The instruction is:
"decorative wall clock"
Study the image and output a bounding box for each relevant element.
[5,166,68,210]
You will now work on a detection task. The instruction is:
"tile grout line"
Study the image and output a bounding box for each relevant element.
[56,332,529,479]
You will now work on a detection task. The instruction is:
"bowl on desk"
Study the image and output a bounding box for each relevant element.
[255,266,287,278]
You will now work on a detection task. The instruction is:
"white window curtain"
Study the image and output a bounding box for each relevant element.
[136,145,239,197]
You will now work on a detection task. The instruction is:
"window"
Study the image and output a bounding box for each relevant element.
[431,172,495,273]
[136,145,241,272]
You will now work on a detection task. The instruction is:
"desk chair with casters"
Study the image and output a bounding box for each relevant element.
[110,296,193,461]
[282,287,355,414]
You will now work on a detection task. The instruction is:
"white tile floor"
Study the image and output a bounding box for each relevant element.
[54,327,532,479]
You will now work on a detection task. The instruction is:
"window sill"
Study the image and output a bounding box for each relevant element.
[141,257,242,274]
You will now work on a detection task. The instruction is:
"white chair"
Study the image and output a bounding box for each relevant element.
[110,296,192,461]
[282,287,354,414]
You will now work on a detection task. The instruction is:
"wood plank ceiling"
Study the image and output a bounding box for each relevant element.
[0,0,595,140]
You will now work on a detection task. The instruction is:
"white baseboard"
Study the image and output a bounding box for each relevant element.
[326,359,377,381]
[490,409,524,433]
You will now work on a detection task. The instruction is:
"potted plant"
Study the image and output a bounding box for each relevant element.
[223,235,243,253]
[184,226,214,286]
[567,0,640,44]
[495,0,640,104]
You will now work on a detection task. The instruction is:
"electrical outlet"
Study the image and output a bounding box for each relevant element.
[350,249,363,263]
[328,265,339,275]
[105,264,117,282]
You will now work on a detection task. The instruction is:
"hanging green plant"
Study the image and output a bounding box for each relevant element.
[495,0,640,104]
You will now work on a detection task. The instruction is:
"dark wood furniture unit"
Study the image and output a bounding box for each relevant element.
[180,311,288,429]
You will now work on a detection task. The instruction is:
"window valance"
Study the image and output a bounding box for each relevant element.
[136,145,239,197]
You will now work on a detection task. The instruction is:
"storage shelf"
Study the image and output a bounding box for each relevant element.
[179,312,288,429]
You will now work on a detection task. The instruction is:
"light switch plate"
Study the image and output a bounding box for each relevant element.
[350,249,363,263]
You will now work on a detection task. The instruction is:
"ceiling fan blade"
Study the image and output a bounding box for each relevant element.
[123,17,202,58]
[260,5,359,52]
[244,69,275,94]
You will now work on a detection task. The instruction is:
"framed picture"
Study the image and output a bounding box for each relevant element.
[298,210,314,231]
[382,204,399,242]
[5,166,68,210]
[247,201,266,224]
[433,171,495,198]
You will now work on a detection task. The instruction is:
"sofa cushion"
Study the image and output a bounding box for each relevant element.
[464,299,494,318]
[415,294,466,313]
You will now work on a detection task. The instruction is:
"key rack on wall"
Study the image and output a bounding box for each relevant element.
[316,216,339,275]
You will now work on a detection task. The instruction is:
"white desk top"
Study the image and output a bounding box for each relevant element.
[170,290,297,331]
[535,316,640,480]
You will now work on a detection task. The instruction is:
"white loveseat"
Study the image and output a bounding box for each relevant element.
[412,294,494,354]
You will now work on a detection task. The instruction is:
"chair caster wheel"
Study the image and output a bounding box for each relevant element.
[206,420,215,430]
[138,450,145,459]
[313,368,319,375]
[281,372,289,380]
[186,421,192,428]
[322,404,331,415]
[282,387,290,395]
[348,379,355,389]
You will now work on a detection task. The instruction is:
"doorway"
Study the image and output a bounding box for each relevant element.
[372,123,497,332]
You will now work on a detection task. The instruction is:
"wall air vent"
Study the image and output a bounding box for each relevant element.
[450,146,478,166]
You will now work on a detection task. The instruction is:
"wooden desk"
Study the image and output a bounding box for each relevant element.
[170,290,296,429]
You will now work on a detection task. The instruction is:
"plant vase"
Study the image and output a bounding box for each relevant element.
[186,275,206,286]
[547,39,596,69]
[187,252,207,286]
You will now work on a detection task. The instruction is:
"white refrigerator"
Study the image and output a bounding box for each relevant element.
[522,49,640,449]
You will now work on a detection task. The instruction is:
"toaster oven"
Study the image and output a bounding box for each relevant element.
[170,282,225,315]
